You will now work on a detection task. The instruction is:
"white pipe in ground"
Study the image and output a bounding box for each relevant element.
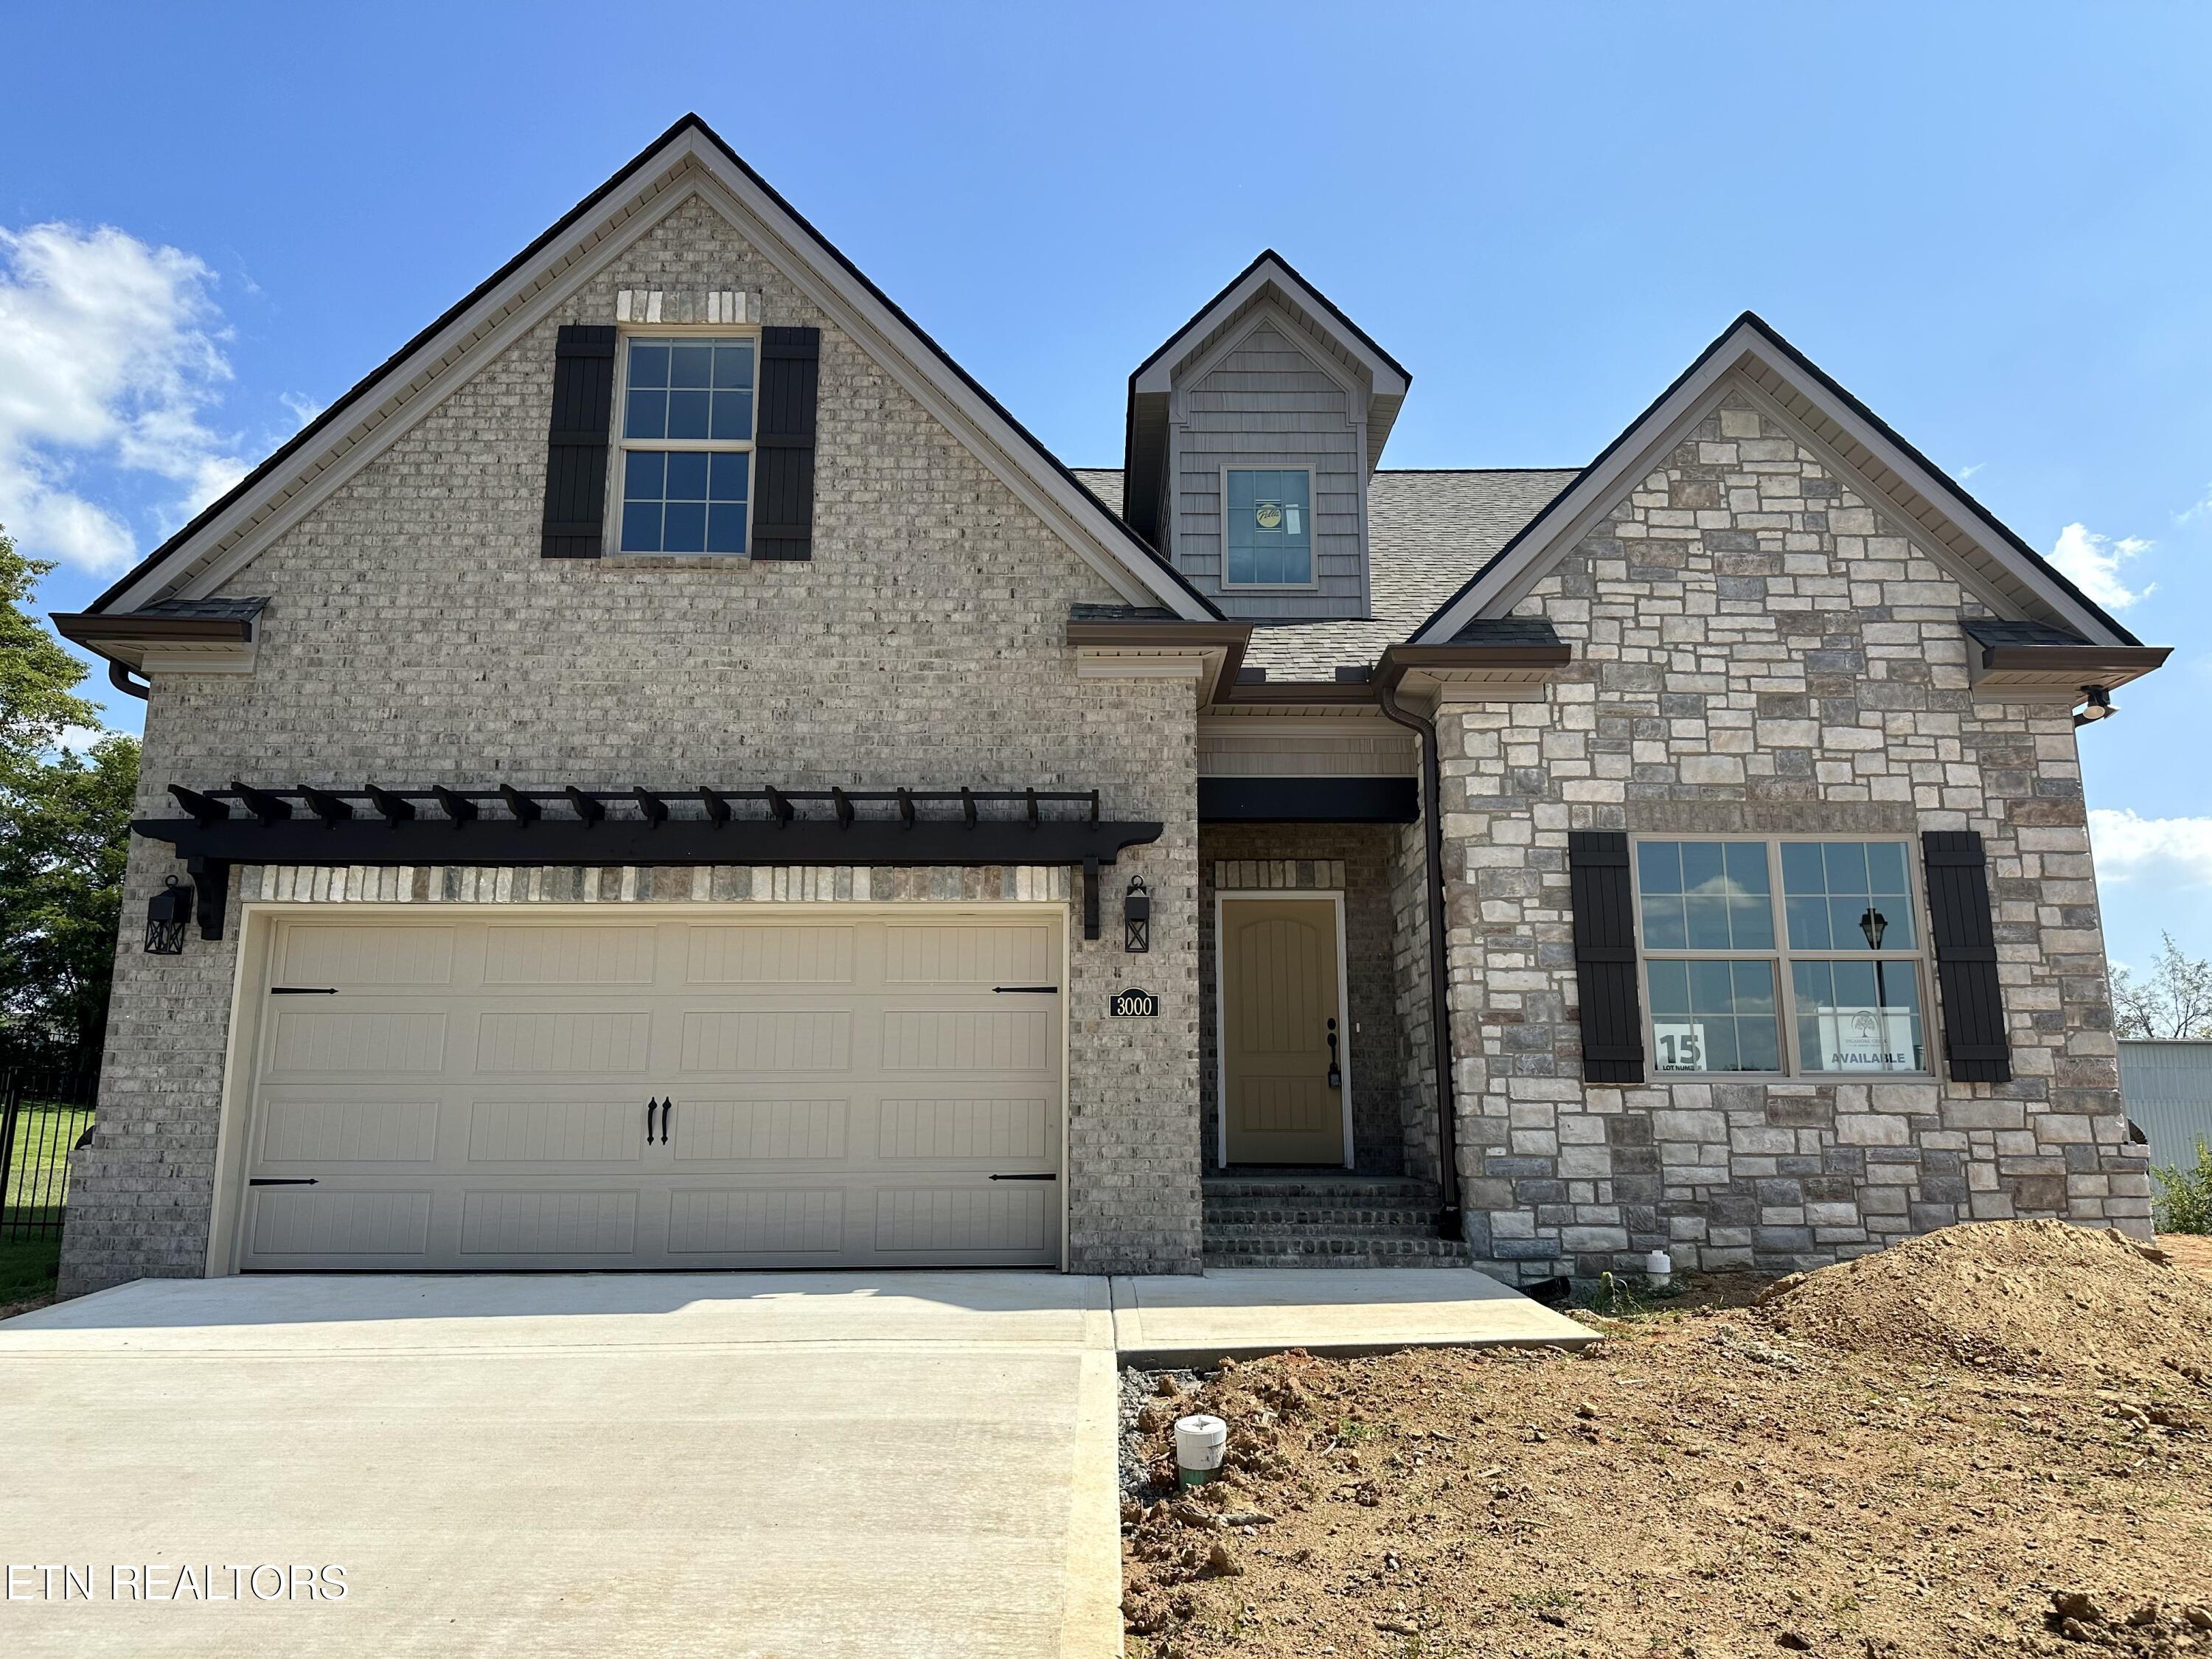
[1174,1415,1227,1488]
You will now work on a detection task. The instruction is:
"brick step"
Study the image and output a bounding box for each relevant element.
[1203,1203,1443,1227]
[1204,1218,1444,1241]
[1203,1179,1441,1203]
[1203,1238,1475,1268]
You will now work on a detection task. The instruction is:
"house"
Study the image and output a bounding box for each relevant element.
[50,114,2170,1294]
[2118,1040,2212,1177]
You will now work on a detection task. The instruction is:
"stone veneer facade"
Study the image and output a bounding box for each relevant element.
[1436,392,2151,1282]
[61,190,1203,1295]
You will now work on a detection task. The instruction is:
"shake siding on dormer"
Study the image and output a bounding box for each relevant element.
[1169,319,1369,620]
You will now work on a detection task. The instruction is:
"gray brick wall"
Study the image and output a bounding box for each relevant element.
[64,192,1202,1293]
[1438,392,2149,1281]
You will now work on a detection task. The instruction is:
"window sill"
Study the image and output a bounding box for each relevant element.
[599,552,756,568]
[1646,1071,1939,1084]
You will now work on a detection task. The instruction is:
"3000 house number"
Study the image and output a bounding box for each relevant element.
[1109,989,1159,1018]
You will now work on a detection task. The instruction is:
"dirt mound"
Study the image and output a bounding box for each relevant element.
[1756,1219,2212,1385]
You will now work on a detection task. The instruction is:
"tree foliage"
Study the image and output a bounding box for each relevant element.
[2111,933,2212,1040]
[2152,1139,2212,1236]
[0,524,137,1065]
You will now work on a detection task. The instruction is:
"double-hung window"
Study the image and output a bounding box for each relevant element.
[615,335,757,554]
[1632,838,1930,1076]
[1223,467,1314,585]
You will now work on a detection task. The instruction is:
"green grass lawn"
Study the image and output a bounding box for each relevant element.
[1,1099,89,1312]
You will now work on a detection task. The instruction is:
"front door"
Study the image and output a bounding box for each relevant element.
[1219,896,1347,1165]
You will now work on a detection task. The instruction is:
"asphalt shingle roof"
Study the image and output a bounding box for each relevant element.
[1071,467,1575,678]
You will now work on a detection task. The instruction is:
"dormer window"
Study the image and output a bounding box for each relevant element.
[1224,468,1314,586]
[616,335,757,554]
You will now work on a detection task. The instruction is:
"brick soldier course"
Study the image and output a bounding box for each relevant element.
[52,115,2168,1295]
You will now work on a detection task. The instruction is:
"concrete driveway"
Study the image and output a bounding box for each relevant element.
[0,1274,1123,1659]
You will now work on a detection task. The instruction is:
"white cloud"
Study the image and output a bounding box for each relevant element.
[278,392,325,430]
[51,724,105,755]
[2089,809,2212,888]
[0,223,246,574]
[2047,522,2153,611]
[1956,462,1984,481]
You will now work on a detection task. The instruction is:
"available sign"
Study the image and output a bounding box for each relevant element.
[1816,1006,1916,1072]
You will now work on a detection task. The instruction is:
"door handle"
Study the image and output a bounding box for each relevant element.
[249,1178,319,1186]
[645,1096,667,1145]
[660,1098,673,1146]
[1326,1018,1342,1090]
[988,1172,1057,1181]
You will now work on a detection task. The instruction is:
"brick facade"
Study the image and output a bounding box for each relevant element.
[63,192,1203,1293]
[1436,392,2150,1282]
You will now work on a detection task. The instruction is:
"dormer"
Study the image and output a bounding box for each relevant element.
[1121,251,1410,621]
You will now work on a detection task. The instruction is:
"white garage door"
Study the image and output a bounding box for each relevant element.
[235,912,1063,1270]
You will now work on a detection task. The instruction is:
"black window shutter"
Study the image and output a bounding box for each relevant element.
[754,325,820,562]
[540,325,617,559]
[1921,830,2011,1083]
[1568,830,1645,1084]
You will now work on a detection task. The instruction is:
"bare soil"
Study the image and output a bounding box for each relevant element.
[1121,1222,2212,1658]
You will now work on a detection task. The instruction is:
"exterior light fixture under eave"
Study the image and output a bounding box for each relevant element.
[145,876,191,954]
[2073,686,2116,727]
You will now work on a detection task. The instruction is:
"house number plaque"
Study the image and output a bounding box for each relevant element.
[1109,988,1159,1018]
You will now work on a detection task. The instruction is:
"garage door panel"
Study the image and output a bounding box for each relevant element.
[249,1189,434,1258]
[476,1010,651,1075]
[667,1188,845,1254]
[459,1189,639,1256]
[877,1097,1050,1163]
[466,1098,649,1166]
[874,1187,1050,1253]
[884,923,1052,986]
[685,925,857,985]
[883,1008,1051,1073]
[482,924,657,985]
[269,1009,448,1076]
[279,923,456,988]
[243,914,1061,1271]
[672,1096,850,1164]
[678,1008,852,1073]
[259,1094,440,1166]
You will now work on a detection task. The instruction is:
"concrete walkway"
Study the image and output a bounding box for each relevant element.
[0,1268,1585,1658]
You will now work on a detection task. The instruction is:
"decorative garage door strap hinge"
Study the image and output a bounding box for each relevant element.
[135,784,1161,945]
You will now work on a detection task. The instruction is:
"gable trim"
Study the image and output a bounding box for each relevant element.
[96,114,1214,621]
[1409,313,2144,650]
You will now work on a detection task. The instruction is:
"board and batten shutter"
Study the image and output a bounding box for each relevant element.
[753,325,820,561]
[1568,830,1645,1084]
[539,324,618,559]
[1920,830,2011,1083]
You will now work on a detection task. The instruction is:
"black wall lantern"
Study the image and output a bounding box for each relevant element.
[1858,905,1888,951]
[1124,876,1151,953]
[145,876,192,955]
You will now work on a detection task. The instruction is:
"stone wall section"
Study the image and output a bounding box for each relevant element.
[1438,390,2149,1282]
[66,187,1202,1293]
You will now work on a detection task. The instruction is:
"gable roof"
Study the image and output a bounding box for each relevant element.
[89,114,1217,622]
[1119,250,1411,546]
[1411,312,2144,649]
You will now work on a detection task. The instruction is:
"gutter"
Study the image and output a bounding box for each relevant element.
[1374,650,1464,1239]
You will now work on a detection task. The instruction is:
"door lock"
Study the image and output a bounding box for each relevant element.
[1326,1018,1342,1091]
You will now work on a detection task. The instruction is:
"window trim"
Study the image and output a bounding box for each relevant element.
[605,324,762,558]
[1627,832,1938,1081]
[1217,463,1321,591]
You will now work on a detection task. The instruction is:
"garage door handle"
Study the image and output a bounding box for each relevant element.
[645,1096,669,1145]
[269,987,338,995]
[992,986,1059,994]
[988,1172,1057,1181]
[249,1178,319,1186]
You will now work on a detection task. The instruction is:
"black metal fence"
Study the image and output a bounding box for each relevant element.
[1,1068,97,1242]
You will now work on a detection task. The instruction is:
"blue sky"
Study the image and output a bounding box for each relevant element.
[7,2,2210,970]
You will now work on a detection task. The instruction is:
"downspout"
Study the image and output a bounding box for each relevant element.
[108,661,150,700]
[1377,660,1462,1239]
